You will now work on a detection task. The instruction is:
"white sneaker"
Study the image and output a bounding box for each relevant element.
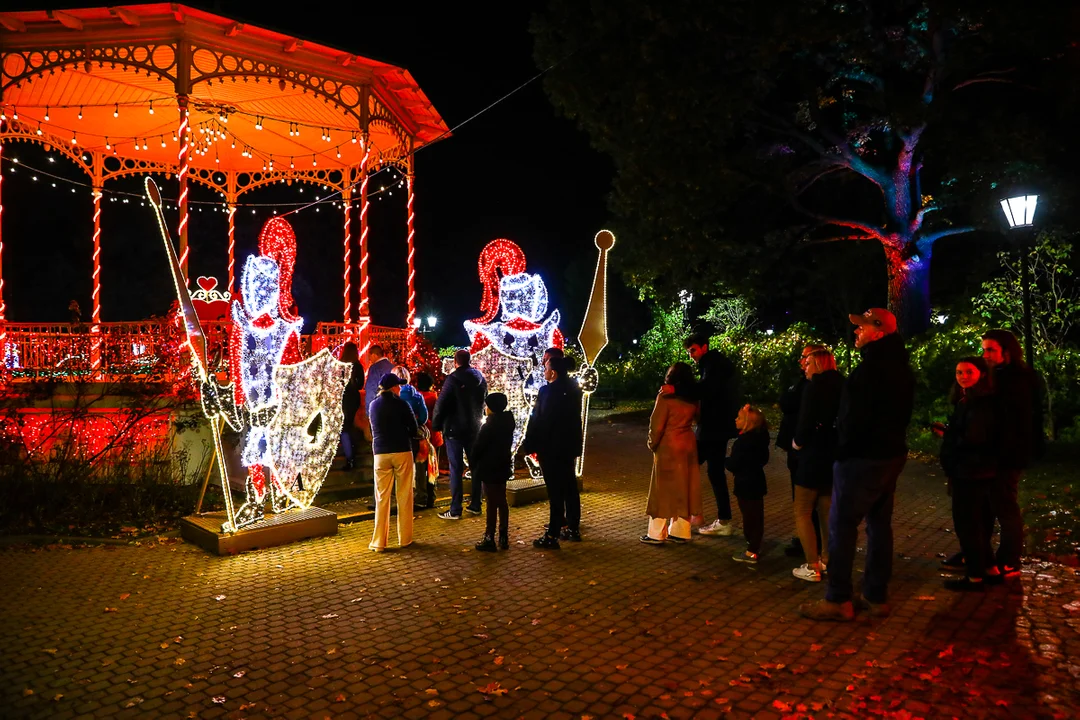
[697,519,723,535]
[793,563,822,583]
[698,520,735,536]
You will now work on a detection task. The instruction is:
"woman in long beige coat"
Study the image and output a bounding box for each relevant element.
[642,362,702,544]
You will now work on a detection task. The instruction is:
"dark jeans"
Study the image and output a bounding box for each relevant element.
[952,477,994,580]
[446,436,476,516]
[705,444,732,521]
[541,455,578,536]
[986,469,1024,570]
[825,455,906,604]
[339,430,355,461]
[484,481,509,538]
[737,496,764,554]
[415,461,435,507]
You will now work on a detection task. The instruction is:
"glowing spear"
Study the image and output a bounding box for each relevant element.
[145,178,236,531]
[575,229,615,476]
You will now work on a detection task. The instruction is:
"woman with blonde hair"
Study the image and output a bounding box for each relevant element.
[791,349,844,582]
[727,404,770,563]
[641,362,702,544]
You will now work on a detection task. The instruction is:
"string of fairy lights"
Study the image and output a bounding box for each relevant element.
[1,151,408,215]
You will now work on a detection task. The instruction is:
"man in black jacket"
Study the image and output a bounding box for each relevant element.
[432,349,487,519]
[522,356,584,549]
[683,332,741,537]
[802,308,914,622]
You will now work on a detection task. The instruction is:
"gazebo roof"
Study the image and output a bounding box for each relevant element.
[0,3,448,184]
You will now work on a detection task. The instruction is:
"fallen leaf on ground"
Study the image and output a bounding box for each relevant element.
[22,689,33,697]
[915,596,936,601]
[494,656,504,665]
[43,648,58,654]
[104,607,118,613]
[588,580,598,585]
[428,700,442,707]
[810,644,823,652]
[334,693,347,702]
[773,700,793,712]
[321,613,339,619]
[213,595,226,601]
[424,689,438,695]
[160,642,170,649]
[124,697,144,708]
[938,645,954,658]
[232,670,245,678]
[52,694,63,701]
[212,696,226,704]
[119,593,131,601]
[174,658,185,666]
[477,681,509,697]
[615,664,628,670]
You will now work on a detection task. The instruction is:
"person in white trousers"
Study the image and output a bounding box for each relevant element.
[367,373,418,552]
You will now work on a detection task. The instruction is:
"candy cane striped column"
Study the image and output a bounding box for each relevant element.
[91,187,103,373]
[227,203,236,296]
[341,186,353,324]
[0,141,6,348]
[177,96,191,275]
[406,171,418,361]
[358,139,371,320]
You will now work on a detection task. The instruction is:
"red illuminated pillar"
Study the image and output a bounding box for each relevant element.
[342,185,353,324]
[227,202,236,296]
[358,134,371,321]
[177,95,191,276]
[406,165,418,360]
[91,185,103,374]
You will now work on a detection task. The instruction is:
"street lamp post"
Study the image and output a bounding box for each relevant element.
[999,194,1038,366]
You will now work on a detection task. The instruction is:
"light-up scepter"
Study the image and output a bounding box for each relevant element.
[144,178,237,531]
[575,229,615,476]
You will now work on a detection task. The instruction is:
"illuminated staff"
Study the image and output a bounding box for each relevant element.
[342,185,353,324]
[177,95,191,275]
[575,229,616,477]
[144,177,236,531]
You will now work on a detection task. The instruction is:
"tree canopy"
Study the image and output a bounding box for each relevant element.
[532,0,1075,333]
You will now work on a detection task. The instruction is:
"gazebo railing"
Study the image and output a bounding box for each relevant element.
[0,320,414,384]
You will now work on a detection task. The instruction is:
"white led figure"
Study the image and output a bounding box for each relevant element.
[455,239,565,462]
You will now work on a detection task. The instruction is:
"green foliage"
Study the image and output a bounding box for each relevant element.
[597,302,690,397]
[712,324,826,403]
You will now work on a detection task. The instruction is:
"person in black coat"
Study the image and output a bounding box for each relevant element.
[802,308,914,622]
[471,393,515,552]
[681,332,741,537]
[980,329,1042,578]
[338,342,365,472]
[777,344,824,556]
[432,349,488,519]
[522,356,584,549]
[935,356,1002,591]
[790,350,843,583]
[727,405,770,563]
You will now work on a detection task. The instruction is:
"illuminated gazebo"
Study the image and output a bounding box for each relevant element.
[0,3,448,379]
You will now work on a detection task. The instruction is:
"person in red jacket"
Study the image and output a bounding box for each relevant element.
[414,372,441,510]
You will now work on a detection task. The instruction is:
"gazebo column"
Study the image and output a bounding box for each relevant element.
[177,94,191,275]
[405,157,418,361]
[0,141,6,351]
[90,153,104,375]
[227,202,236,296]
[358,133,371,322]
[341,185,352,324]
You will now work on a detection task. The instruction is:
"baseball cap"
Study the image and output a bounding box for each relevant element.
[378,373,401,390]
[848,308,897,334]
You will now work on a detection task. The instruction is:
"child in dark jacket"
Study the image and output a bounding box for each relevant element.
[471,393,515,551]
[726,404,771,563]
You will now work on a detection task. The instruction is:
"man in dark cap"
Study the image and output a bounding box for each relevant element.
[801,308,914,622]
[367,372,418,552]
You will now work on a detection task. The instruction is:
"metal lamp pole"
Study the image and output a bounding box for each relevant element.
[1000,194,1039,367]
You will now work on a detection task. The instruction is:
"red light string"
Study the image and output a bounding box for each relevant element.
[257,217,300,324]
[473,239,527,324]
[406,171,418,358]
[358,137,371,319]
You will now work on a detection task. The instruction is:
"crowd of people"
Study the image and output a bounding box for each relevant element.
[336,345,584,554]
[334,308,1042,620]
[642,307,1043,621]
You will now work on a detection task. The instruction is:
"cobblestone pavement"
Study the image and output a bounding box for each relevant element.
[3,413,1080,720]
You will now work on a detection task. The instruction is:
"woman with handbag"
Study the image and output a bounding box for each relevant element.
[339,342,365,471]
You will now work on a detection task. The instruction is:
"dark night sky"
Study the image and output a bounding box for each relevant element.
[3,1,633,347]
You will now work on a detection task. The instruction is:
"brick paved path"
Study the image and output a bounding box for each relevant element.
[3,413,1079,720]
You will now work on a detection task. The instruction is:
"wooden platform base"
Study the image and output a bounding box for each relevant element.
[180,507,338,555]
[505,476,584,507]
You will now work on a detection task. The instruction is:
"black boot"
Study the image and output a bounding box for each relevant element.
[476,534,498,552]
[498,533,509,550]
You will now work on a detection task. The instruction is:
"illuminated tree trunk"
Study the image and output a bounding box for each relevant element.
[884,245,932,337]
